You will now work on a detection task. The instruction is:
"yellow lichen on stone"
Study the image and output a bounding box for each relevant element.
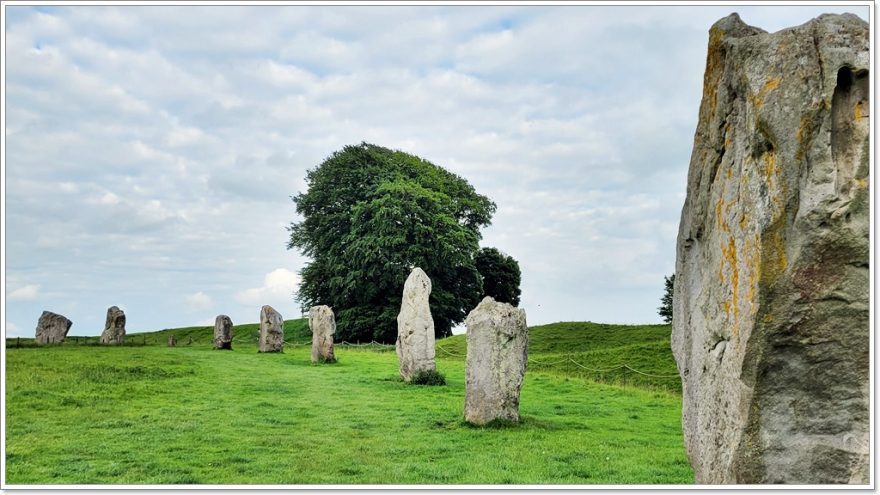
[702,28,726,120]
[759,220,788,287]
[751,77,781,109]
[795,114,816,161]
[855,178,868,189]
[764,151,777,178]
[761,78,781,94]
[742,235,760,321]
[716,197,727,231]
[762,151,778,194]
[721,236,739,324]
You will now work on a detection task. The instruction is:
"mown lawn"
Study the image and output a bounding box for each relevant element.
[5,336,692,485]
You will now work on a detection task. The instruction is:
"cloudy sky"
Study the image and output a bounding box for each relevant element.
[2,3,869,337]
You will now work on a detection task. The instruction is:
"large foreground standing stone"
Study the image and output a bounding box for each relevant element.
[309,305,336,363]
[672,13,869,484]
[396,267,436,381]
[100,306,126,344]
[259,305,284,353]
[35,311,72,344]
[464,297,528,425]
[214,315,234,350]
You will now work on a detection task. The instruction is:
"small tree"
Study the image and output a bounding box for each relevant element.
[658,274,674,324]
[474,247,522,306]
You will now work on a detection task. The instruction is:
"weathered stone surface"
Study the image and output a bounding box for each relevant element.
[396,267,436,380]
[35,311,72,344]
[309,305,336,363]
[214,315,234,350]
[168,335,177,347]
[464,297,528,425]
[100,306,126,344]
[672,13,869,484]
[259,305,284,353]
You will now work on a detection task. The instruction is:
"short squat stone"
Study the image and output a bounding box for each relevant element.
[35,311,72,344]
[100,306,126,345]
[214,315,234,350]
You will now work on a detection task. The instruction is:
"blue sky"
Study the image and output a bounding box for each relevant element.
[2,4,870,337]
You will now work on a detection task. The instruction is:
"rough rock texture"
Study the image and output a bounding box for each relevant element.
[168,335,177,347]
[396,267,436,380]
[259,305,284,353]
[100,306,126,344]
[309,305,336,363]
[464,297,528,425]
[214,315,234,350]
[672,13,869,484]
[35,311,72,344]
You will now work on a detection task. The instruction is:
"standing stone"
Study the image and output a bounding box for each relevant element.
[100,306,126,344]
[396,267,436,381]
[464,297,528,425]
[213,315,234,350]
[167,335,176,347]
[672,14,869,484]
[258,305,284,353]
[35,311,72,344]
[309,305,336,363]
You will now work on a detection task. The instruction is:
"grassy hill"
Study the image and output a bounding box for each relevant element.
[7,320,680,393]
[436,322,679,393]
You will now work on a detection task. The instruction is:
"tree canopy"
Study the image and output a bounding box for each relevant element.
[288,142,496,342]
[474,247,522,306]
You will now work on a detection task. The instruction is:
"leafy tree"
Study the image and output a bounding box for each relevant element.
[474,247,522,306]
[288,143,496,343]
[658,274,674,324]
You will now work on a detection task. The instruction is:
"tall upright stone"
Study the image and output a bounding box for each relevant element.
[309,305,336,363]
[35,311,72,344]
[396,267,436,381]
[259,305,284,353]
[100,306,126,345]
[167,335,177,347]
[213,315,234,350]
[672,13,869,484]
[464,297,528,425]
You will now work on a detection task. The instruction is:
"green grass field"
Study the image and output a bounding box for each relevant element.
[4,320,691,485]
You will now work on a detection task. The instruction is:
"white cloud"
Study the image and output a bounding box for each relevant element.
[99,192,120,205]
[8,284,40,301]
[185,291,213,311]
[234,268,300,311]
